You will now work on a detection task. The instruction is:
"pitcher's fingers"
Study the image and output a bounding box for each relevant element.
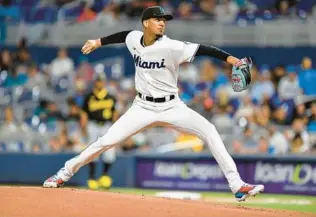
[82,46,91,53]
[82,48,90,54]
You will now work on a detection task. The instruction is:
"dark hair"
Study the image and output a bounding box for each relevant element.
[67,97,76,106]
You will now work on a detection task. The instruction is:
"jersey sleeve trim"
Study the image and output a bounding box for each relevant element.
[100,30,132,46]
[195,44,231,61]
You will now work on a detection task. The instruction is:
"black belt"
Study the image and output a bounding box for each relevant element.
[138,93,175,103]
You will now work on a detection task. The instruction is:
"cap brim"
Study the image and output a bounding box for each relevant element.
[155,14,173,21]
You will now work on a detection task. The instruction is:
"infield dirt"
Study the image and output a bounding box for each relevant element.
[0,186,315,217]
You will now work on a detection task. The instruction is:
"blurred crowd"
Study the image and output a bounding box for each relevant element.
[0,38,315,156]
[55,0,316,24]
[1,0,316,23]
[1,0,315,44]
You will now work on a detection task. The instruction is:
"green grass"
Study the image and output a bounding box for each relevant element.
[107,188,316,214]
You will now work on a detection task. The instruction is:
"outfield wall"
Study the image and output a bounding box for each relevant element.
[1,153,316,195]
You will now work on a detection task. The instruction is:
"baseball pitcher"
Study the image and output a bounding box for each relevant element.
[44,6,263,202]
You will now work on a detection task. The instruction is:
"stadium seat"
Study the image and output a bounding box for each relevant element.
[0,88,12,106]
[92,0,110,13]
[250,0,276,10]
[54,75,71,94]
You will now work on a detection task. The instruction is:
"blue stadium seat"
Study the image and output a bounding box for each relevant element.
[296,0,316,13]
[250,0,276,9]
[23,7,57,24]
[32,7,57,24]
[63,4,84,19]
[0,141,25,152]
[0,143,6,152]
[0,88,12,106]
[0,70,8,87]
[54,75,71,94]
[299,69,316,95]
[308,122,316,132]
[17,87,40,103]
[92,0,110,13]
[15,0,39,7]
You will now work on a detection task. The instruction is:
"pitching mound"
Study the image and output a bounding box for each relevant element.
[0,186,314,217]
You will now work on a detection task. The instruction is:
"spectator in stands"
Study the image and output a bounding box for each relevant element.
[176,2,194,19]
[17,37,28,50]
[96,2,122,27]
[0,49,11,72]
[123,0,146,18]
[252,106,270,138]
[250,67,275,105]
[200,59,219,88]
[0,0,19,43]
[50,48,74,80]
[120,136,139,152]
[268,124,289,155]
[76,55,93,87]
[271,103,288,125]
[14,48,32,74]
[178,62,199,84]
[215,0,239,23]
[3,66,27,88]
[77,1,96,23]
[233,126,269,154]
[56,0,75,7]
[276,0,297,18]
[48,125,70,152]
[271,64,286,89]
[159,0,174,14]
[217,62,230,87]
[285,117,310,153]
[34,100,64,124]
[73,79,87,107]
[210,89,234,132]
[0,106,29,152]
[66,97,88,138]
[299,57,316,95]
[196,0,216,19]
[294,103,308,124]
[0,107,18,133]
[278,65,302,100]
[25,63,48,90]
[307,102,316,132]
[235,95,255,119]
[211,103,234,136]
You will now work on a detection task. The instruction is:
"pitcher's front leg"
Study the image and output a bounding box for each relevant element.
[160,104,264,201]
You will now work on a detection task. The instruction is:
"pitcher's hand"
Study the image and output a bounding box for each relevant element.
[81,39,101,55]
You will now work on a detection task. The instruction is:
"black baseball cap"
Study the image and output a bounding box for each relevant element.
[141,6,173,22]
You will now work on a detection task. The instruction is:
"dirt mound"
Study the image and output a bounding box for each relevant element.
[0,186,314,217]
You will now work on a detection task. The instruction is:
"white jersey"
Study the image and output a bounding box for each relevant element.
[125,30,199,98]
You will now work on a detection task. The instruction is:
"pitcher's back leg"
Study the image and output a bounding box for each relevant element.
[43,103,157,188]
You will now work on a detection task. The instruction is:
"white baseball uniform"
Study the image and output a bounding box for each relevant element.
[59,31,245,193]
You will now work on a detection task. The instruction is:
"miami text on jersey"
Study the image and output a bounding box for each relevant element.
[133,54,166,69]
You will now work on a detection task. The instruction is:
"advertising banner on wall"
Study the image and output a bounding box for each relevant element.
[136,159,246,191]
[251,161,316,195]
[135,158,316,195]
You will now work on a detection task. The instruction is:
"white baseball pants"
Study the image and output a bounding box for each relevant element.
[62,95,244,193]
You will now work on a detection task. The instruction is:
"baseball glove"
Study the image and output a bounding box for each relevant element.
[232,57,252,92]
